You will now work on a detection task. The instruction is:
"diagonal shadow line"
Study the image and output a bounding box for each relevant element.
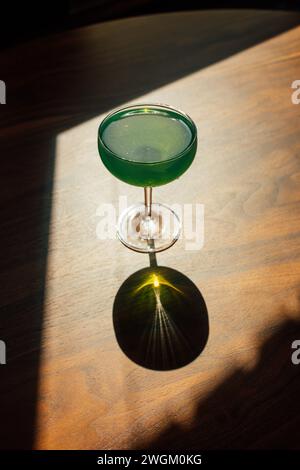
[0,10,299,449]
[1,10,300,135]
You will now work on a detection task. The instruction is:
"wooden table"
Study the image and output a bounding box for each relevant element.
[1,9,300,450]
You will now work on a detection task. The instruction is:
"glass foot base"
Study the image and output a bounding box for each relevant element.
[117,203,181,253]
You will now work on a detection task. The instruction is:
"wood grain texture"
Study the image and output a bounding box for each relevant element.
[0,10,300,450]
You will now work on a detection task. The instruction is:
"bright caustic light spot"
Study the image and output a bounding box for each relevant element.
[153,276,160,288]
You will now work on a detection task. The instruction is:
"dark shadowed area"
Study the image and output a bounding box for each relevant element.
[138,315,300,449]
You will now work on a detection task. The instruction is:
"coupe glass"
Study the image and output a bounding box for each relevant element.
[98,103,197,253]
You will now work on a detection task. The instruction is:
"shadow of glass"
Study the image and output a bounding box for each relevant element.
[113,265,209,370]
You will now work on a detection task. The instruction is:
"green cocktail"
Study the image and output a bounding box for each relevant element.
[100,109,196,187]
[98,104,197,253]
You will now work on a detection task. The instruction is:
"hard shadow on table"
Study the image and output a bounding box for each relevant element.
[137,312,300,449]
[2,1,300,50]
[2,10,300,134]
[0,10,299,449]
[0,136,55,449]
[113,264,209,370]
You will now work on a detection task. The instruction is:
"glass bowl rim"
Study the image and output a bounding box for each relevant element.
[98,103,197,165]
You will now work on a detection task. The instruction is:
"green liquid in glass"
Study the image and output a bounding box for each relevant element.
[98,106,197,187]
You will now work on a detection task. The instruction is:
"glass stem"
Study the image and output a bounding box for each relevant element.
[144,187,152,218]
